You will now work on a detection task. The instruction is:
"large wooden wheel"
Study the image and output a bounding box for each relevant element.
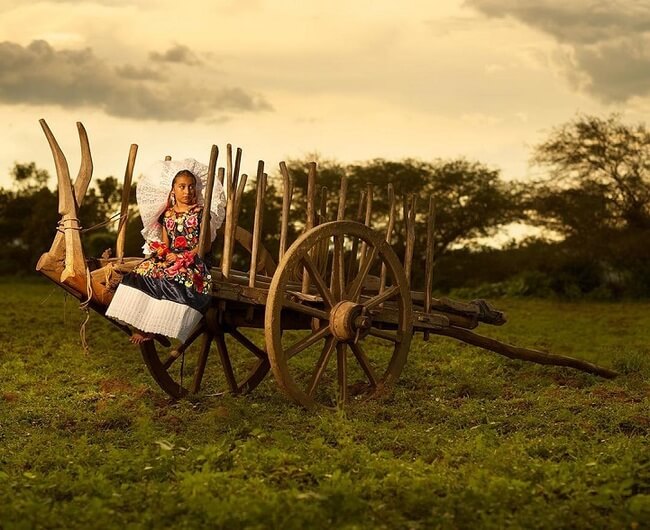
[265,220,413,409]
[140,226,274,399]
[140,307,270,399]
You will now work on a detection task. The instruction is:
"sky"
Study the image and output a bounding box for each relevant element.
[1,0,649,192]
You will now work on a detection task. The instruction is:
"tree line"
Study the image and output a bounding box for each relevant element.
[2,114,649,298]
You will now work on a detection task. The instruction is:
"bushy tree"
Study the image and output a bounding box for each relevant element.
[520,114,650,297]
[530,114,650,234]
[277,156,520,287]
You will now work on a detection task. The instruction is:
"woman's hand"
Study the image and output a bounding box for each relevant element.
[165,252,178,263]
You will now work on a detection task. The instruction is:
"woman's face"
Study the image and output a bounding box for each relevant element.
[173,175,197,206]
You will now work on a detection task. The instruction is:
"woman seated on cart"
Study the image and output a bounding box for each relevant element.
[106,159,226,344]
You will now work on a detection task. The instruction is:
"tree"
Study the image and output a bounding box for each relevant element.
[524,114,650,297]
[530,114,650,233]
[277,157,520,287]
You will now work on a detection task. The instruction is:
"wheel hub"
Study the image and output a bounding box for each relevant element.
[329,301,371,342]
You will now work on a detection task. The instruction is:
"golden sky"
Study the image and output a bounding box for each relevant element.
[1,0,649,188]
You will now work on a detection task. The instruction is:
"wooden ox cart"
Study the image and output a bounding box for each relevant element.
[35,121,618,409]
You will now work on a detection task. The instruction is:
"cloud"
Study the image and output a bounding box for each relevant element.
[150,44,202,65]
[465,0,650,102]
[116,64,163,81]
[0,40,272,120]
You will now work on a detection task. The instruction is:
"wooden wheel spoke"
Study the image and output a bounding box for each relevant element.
[162,323,206,369]
[307,336,337,397]
[191,332,213,393]
[349,342,378,388]
[301,252,335,308]
[214,332,238,393]
[363,285,400,310]
[229,327,268,360]
[336,342,348,404]
[282,298,330,321]
[368,327,402,343]
[346,246,377,302]
[286,325,331,360]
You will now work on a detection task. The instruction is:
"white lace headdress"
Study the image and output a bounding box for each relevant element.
[137,158,226,254]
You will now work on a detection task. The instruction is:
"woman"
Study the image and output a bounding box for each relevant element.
[106,160,225,343]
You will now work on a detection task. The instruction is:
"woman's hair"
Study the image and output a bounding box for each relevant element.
[171,169,197,187]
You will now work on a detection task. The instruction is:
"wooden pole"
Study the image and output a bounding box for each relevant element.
[378,183,396,302]
[346,189,366,285]
[337,174,348,221]
[198,145,218,259]
[115,144,138,261]
[423,195,436,340]
[279,161,293,263]
[318,186,328,276]
[302,162,317,294]
[433,326,618,379]
[250,165,266,288]
[403,194,416,285]
[226,144,233,193]
[233,147,242,191]
[359,183,374,271]
[220,167,234,278]
[232,173,248,234]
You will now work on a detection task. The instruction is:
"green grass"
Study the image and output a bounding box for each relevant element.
[1,278,649,529]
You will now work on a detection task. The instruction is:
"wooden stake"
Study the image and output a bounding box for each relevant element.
[378,183,396,302]
[279,161,293,263]
[233,147,242,191]
[232,173,248,234]
[302,162,317,294]
[403,194,416,285]
[337,174,348,221]
[116,144,138,261]
[346,189,366,284]
[198,145,218,259]
[220,167,234,278]
[226,144,233,194]
[250,166,266,288]
[318,186,328,276]
[358,183,373,271]
[424,195,436,340]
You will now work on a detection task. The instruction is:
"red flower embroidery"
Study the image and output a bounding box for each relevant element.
[193,273,204,292]
[149,241,169,260]
[174,235,188,249]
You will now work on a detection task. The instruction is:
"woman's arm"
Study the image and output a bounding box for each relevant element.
[161,225,177,262]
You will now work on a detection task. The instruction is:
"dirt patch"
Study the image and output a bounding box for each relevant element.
[1,392,19,402]
[590,386,644,404]
[99,378,148,397]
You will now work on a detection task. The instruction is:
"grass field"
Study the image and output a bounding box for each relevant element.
[1,278,649,529]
